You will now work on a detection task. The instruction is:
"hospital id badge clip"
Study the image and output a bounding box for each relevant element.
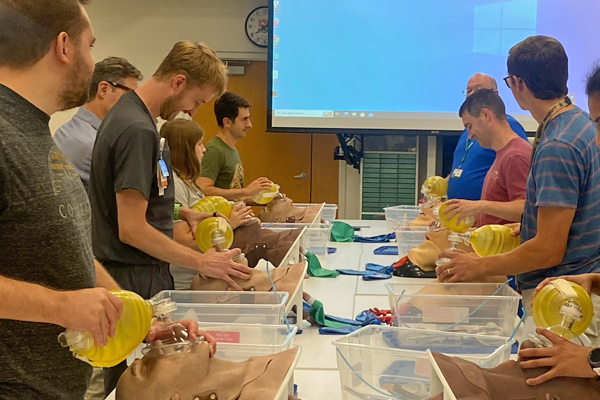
[452,168,463,178]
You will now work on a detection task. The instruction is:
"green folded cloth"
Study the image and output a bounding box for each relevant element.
[306,251,339,278]
[308,299,351,328]
[330,221,355,242]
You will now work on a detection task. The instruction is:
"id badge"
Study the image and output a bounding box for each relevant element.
[159,159,170,177]
[452,168,463,178]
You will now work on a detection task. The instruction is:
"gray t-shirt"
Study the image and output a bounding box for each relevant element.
[170,173,204,289]
[0,84,95,399]
[89,91,175,265]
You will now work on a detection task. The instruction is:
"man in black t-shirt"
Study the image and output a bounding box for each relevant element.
[0,2,124,399]
[89,41,253,394]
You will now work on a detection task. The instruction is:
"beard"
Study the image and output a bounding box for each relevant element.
[58,51,93,111]
[160,91,186,121]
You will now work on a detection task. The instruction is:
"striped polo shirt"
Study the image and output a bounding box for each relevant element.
[519,107,600,290]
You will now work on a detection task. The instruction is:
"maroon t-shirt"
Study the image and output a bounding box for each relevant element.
[478,137,531,226]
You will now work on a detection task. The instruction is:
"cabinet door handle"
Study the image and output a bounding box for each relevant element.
[293,172,308,180]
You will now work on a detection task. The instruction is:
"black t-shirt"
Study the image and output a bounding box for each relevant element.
[89,91,174,265]
[0,84,95,399]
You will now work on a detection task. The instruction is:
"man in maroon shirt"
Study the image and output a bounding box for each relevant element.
[442,89,531,226]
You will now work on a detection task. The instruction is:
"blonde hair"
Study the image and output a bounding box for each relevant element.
[160,119,205,184]
[153,41,228,96]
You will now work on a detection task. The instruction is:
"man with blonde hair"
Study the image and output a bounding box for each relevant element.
[89,41,253,394]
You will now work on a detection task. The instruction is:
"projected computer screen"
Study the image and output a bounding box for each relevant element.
[268,0,600,133]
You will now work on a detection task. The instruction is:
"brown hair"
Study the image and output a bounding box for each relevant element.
[0,0,91,69]
[160,119,205,184]
[214,91,252,128]
[88,57,143,99]
[153,41,228,96]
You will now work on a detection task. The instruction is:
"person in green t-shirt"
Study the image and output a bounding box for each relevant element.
[198,92,272,204]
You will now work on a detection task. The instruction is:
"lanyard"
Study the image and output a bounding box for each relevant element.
[531,96,572,162]
[157,138,169,196]
[460,138,475,166]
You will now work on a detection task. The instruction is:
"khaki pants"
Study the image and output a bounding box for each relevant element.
[84,368,105,400]
[521,289,600,347]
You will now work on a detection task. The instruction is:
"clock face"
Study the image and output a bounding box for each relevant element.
[245,6,269,48]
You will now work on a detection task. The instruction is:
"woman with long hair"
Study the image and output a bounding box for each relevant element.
[160,119,253,289]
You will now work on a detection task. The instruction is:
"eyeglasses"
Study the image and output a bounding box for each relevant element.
[106,81,133,92]
[503,76,518,89]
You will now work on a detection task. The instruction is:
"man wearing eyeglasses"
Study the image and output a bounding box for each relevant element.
[447,73,528,201]
[54,57,143,190]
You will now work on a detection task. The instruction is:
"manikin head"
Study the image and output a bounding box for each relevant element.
[0,0,97,113]
[86,57,143,119]
[505,35,569,112]
[258,198,322,223]
[153,41,228,121]
[117,339,212,400]
[214,91,253,141]
[459,89,510,149]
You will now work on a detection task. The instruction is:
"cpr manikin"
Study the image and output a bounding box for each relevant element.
[191,261,306,302]
[258,198,321,223]
[116,326,299,400]
[231,223,304,268]
[427,342,600,400]
[195,216,303,269]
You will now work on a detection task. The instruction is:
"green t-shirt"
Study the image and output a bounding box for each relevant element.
[201,136,245,190]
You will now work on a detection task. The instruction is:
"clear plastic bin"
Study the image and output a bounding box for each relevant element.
[263,222,332,256]
[384,205,421,231]
[395,226,429,255]
[151,290,289,325]
[196,322,298,361]
[322,204,339,222]
[386,282,521,337]
[333,325,514,400]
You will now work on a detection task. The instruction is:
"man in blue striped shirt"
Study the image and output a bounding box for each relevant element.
[436,36,600,343]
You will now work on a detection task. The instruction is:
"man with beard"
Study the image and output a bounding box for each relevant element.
[0,1,125,399]
[88,41,254,395]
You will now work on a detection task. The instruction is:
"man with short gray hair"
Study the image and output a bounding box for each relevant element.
[447,73,527,201]
[54,57,143,189]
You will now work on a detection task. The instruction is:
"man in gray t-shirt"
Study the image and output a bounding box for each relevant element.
[0,2,124,399]
[88,41,253,395]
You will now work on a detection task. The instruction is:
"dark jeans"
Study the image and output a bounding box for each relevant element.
[101,261,174,397]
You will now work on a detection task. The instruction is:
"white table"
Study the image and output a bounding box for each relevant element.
[108,220,404,400]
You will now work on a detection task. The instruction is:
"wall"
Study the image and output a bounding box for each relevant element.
[49,0,340,207]
[50,0,268,133]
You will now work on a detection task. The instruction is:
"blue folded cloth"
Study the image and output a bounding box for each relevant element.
[365,263,394,274]
[319,326,363,335]
[327,247,337,254]
[336,268,392,280]
[353,233,395,243]
[362,272,393,281]
[373,245,399,256]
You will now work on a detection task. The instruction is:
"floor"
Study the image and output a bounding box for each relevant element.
[107,220,433,400]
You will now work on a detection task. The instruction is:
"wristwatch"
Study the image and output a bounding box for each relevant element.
[588,347,600,372]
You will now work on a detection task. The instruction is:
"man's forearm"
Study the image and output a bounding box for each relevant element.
[121,222,200,271]
[200,184,246,200]
[481,236,564,276]
[0,274,62,325]
[480,199,525,222]
[94,260,120,290]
